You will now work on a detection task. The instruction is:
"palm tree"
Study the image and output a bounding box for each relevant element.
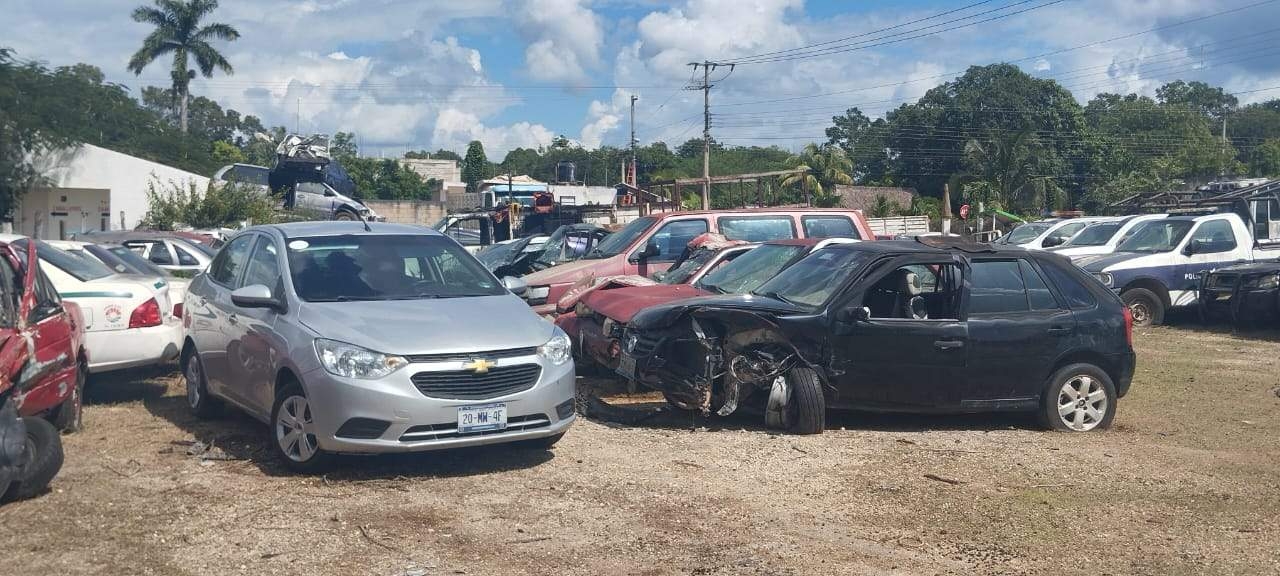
[963,131,1063,213]
[127,0,239,134]
[780,143,854,206]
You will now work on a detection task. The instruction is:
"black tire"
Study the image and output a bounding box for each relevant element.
[1121,288,1164,327]
[333,210,357,221]
[784,366,826,435]
[183,351,220,419]
[1038,363,1117,432]
[270,383,330,473]
[51,360,86,433]
[516,432,566,450]
[2,417,64,502]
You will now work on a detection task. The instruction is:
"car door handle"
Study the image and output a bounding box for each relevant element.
[1047,325,1073,334]
[934,339,964,350]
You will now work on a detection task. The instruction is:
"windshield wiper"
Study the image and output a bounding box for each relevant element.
[697,281,725,294]
[307,295,384,302]
[757,290,799,306]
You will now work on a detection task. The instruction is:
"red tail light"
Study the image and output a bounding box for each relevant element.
[129,298,162,329]
[1122,306,1133,347]
[172,302,183,319]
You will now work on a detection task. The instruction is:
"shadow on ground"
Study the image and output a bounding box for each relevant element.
[87,364,557,480]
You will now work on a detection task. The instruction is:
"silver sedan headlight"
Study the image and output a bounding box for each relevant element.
[537,327,572,366]
[314,338,408,379]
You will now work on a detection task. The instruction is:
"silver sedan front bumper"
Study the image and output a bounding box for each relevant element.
[300,353,576,454]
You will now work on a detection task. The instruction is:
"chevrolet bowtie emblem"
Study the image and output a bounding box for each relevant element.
[463,358,495,374]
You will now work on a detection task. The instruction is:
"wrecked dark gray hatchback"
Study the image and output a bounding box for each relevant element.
[619,238,1136,434]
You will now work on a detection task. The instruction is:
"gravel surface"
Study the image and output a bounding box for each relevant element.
[2,325,1278,575]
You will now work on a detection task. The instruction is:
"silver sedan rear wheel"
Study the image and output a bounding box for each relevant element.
[275,395,319,463]
[1056,375,1108,431]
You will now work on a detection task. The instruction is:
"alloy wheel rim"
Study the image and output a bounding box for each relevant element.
[276,396,318,462]
[1056,375,1108,431]
[185,360,202,409]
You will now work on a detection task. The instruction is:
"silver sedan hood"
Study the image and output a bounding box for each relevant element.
[297,294,553,355]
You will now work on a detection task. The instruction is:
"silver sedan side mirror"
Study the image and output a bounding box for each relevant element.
[231,284,281,310]
[502,276,528,296]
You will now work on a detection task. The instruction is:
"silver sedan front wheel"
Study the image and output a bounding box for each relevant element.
[275,395,318,463]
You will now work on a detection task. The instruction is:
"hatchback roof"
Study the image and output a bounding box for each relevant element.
[267,221,438,238]
[824,237,1027,256]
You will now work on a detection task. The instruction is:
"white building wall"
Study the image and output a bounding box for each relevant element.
[31,144,209,231]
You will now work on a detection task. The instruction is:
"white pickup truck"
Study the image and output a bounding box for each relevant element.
[1076,212,1271,326]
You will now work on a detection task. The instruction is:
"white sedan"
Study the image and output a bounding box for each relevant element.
[1,235,183,373]
[49,239,189,321]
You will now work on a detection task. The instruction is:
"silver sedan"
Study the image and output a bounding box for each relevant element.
[181,222,576,471]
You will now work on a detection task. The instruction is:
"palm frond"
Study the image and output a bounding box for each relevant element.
[190,42,232,77]
[193,22,239,42]
[131,5,172,27]
[127,30,177,74]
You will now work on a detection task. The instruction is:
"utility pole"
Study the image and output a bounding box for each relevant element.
[1221,115,1228,180]
[686,61,716,210]
[629,94,638,187]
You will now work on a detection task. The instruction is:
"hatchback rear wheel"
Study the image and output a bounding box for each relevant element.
[1040,363,1117,432]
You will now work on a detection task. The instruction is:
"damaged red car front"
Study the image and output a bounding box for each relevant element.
[1,239,83,503]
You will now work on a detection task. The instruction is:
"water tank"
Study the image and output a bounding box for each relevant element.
[555,161,576,184]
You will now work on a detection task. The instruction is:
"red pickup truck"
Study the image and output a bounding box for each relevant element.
[519,208,874,316]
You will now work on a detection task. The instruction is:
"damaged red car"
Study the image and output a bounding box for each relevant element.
[556,237,858,375]
[0,239,86,503]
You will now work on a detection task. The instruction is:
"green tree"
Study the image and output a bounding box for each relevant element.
[963,130,1063,213]
[779,143,854,205]
[1156,80,1238,122]
[127,0,240,134]
[1248,139,1280,177]
[141,180,277,230]
[210,140,244,165]
[825,107,891,183]
[331,131,357,164]
[461,140,488,193]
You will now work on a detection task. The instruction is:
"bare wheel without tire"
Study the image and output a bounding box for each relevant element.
[1040,363,1117,432]
[1121,288,1164,327]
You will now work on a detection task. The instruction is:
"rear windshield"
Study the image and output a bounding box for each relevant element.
[286,234,505,302]
[101,245,172,277]
[16,239,114,282]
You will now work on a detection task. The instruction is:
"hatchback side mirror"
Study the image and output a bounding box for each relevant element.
[502,276,528,296]
[231,284,283,311]
[636,241,661,261]
[838,306,871,323]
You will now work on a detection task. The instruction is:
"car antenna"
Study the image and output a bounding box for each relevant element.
[361,213,373,232]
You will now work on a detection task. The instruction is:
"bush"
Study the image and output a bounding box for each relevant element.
[141,180,278,230]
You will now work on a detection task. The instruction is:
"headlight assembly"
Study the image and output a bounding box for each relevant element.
[526,286,550,300]
[1254,273,1280,290]
[1094,272,1114,287]
[314,338,408,379]
[537,328,572,366]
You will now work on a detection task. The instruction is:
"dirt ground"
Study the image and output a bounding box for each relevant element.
[2,323,1279,576]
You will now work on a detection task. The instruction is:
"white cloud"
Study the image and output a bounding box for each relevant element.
[514,0,605,83]
[580,89,630,148]
[432,108,555,155]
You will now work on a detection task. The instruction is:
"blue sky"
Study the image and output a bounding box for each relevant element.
[9,0,1280,158]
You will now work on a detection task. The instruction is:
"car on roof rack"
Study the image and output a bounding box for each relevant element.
[618,238,1135,435]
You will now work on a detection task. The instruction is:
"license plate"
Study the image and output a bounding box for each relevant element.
[616,352,636,380]
[457,403,507,434]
